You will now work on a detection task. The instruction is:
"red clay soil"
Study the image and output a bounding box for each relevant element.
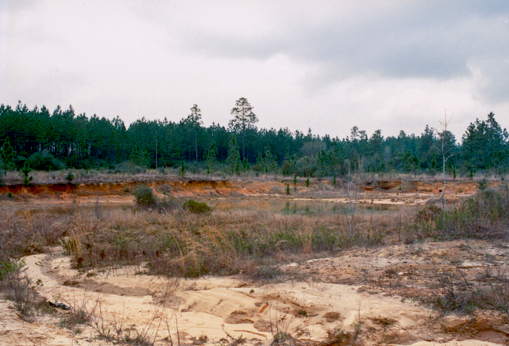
[0,178,498,200]
[0,179,270,199]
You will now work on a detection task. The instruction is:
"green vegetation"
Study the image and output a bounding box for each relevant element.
[0,101,507,178]
[134,185,157,207]
[133,185,179,212]
[1,137,16,172]
[21,161,33,186]
[226,135,240,175]
[182,199,212,214]
[65,171,74,183]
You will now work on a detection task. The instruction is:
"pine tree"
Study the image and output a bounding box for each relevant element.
[21,161,33,186]
[183,104,203,162]
[226,135,240,175]
[130,146,150,168]
[180,161,186,178]
[228,97,258,160]
[242,158,250,172]
[206,141,218,174]
[1,138,16,172]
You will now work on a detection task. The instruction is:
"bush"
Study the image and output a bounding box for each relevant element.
[0,259,48,319]
[133,185,180,213]
[65,171,74,183]
[295,156,317,177]
[27,150,65,171]
[0,258,25,281]
[133,185,157,207]
[114,161,145,174]
[182,200,212,214]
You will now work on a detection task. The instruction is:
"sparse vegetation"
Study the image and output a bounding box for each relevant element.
[182,199,212,214]
[0,174,509,346]
[0,259,49,320]
[433,267,509,316]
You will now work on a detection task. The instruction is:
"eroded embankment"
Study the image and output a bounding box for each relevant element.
[0,179,233,197]
[0,178,492,201]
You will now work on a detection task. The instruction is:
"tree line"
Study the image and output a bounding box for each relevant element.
[1,99,508,178]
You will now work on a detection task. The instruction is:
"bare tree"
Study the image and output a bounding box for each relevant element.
[182,104,203,162]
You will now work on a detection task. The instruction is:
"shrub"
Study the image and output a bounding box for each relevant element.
[133,185,157,208]
[182,200,212,214]
[250,265,286,282]
[114,161,145,174]
[0,258,26,281]
[65,171,74,183]
[27,150,65,171]
[0,258,48,319]
[21,161,33,186]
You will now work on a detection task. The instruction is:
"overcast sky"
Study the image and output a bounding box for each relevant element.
[1,0,508,140]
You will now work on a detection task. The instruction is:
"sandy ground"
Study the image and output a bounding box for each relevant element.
[1,238,508,346]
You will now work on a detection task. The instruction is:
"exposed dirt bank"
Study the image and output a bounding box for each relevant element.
[0,178,499,207]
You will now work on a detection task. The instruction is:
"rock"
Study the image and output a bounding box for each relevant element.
[48,302,71,310]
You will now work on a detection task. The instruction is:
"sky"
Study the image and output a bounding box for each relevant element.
[1,0,508,140]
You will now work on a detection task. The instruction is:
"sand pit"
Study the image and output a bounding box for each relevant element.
[1,239,506,346]
[1,177,507,345]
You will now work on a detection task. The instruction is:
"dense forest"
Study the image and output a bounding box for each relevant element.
[0,99,508,178]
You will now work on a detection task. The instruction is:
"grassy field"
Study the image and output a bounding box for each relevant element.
[1,183,508,278]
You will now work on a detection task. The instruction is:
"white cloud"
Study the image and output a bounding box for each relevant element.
[0,0,508,141]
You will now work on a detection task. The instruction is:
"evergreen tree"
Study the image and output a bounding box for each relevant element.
[0,137,16,172]
[206,141,218,174]
[226,135,240,175]
[130,145,150,168]
[264,146,274,173]
[462,112,508,171]
[242,158,250,172]
[228,97,258,160]
[418,125,436,170]
[182,104,203,162]
[21,161,33,186]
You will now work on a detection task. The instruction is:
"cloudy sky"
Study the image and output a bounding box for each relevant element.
[1,0,508,140]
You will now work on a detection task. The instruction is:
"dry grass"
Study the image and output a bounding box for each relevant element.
[1,185,508,281]
[17,202,410,277]
[0,207,68,262]
[432,266,509,316]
